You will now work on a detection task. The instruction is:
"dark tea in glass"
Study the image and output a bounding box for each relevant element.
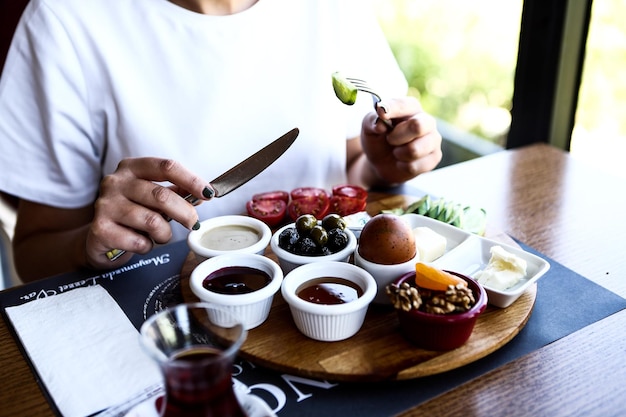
[140,303,248,417]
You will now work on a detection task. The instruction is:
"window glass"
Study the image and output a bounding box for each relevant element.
[570,0,626,180]
[374,0,523,146]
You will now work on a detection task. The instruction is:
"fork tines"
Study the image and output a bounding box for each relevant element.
[345,77,382,101]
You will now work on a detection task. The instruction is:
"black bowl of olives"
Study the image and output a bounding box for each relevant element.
[270,214,357,274]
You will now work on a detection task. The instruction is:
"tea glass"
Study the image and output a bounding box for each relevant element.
[139,303,248,417]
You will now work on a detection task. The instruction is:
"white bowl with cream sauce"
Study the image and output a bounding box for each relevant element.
[188,215,272,262]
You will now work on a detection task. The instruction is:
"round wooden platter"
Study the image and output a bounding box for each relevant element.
[180,194,537,382]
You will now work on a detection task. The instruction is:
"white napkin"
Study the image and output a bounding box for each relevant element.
[5,285,162,417]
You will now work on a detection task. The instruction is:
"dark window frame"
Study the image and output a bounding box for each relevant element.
[508,0,593,150]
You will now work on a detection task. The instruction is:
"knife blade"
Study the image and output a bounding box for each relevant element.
[209,127,299,198]
[106,127,299,261]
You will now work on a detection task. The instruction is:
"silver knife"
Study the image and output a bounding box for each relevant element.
[106,127,299,261]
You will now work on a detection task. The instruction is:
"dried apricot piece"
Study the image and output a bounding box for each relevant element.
[414,263,467,291]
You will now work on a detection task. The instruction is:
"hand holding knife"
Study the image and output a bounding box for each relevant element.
[106,127,299,261]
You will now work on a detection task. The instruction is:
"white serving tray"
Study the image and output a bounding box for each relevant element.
[402,213,551,308]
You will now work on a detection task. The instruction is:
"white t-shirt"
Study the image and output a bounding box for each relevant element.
[0,0,407,240]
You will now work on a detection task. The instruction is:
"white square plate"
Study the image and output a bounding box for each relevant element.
[401,213,474,257]
[402,214,551,308]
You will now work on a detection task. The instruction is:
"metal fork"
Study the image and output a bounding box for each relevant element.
[344,77,394,128]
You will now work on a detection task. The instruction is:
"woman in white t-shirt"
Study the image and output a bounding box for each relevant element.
[0,0,442,281]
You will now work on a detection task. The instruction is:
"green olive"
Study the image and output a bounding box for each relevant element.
[322,213,347,231]
[309,225,329,247]
[295,214,318,235]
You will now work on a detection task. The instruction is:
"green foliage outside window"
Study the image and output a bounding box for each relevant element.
[375,0,523,146]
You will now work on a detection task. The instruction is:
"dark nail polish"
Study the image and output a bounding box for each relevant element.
[192,221,201,231]
[202,186,214,199]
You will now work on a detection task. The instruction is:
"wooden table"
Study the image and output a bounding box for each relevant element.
[398,143,626,416]
[1,143,625,416]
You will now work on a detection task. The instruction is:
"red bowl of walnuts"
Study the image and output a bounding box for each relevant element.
[388,266,488,351]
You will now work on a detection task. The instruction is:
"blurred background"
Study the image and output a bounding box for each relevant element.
[374,0,626,180]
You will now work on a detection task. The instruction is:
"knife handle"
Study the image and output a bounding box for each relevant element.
[105,193,200,261]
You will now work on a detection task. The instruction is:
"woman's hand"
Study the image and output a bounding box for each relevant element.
[13,158,213,281]
[86,157,213,267]
[357,96,442,186]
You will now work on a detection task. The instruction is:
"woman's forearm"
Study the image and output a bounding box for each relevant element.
[13,224,92,282]
[13,200,95,282]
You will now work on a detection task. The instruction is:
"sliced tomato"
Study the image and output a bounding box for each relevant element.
[332,184,367,202]
[328,195,367,217]
[251,190,289,203]
[287,189,330,221]
[290,187,328,201]
[246,198,287,227]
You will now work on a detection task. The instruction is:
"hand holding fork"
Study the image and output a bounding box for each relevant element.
[332,72,394,129]
[332,71,443,183]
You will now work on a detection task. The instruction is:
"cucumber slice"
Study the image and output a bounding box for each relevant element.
[451,212,463,228]
[381,208,405,216]
[429,198,445,219]
[332,72,358,105]
[417,204,429,215]
[380,193,486,235]
[405,195,429,214]
[462,206,487,235]
[439,201,456,223]
[436,204,448,221]
[446,203,462,225]
[417,195,431,215]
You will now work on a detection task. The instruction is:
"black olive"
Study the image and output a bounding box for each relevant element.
[295,237,318,255]
[320,246,332,256]
[322,214,347,231]
[278,227,299,252]
[327,228,349,252]
[309,225,329,247]
[295,214,318,235]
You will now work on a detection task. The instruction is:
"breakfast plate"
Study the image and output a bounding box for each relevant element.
[181,257,536,381]
[179,194,548,382]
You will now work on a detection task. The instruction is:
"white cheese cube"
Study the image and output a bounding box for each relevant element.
[412,227,447,262]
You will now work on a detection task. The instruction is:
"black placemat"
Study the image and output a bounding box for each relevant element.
[231,241,626,417]
[1,240,625,417]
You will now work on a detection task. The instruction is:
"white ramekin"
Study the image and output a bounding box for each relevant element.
[281,261,376,342]
[188,215,272,262]
[270,223,357,274]
[189,253,283,330]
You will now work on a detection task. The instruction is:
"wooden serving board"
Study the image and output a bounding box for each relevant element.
[180,194,536,382]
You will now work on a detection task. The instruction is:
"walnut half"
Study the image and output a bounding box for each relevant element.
[387,282,476,315]
[425,284,476,314]
[386,282,422,312]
